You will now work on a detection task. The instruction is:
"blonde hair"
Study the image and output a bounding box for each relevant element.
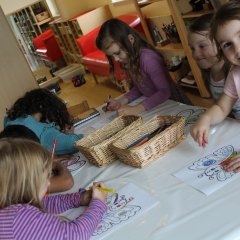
[0,138,52,209]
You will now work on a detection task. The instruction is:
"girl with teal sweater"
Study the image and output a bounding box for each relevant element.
[4,89,83,155]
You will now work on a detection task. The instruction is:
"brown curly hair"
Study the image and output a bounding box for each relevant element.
[6,89,71,130]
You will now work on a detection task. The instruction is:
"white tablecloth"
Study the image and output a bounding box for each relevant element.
[67,99,240,240]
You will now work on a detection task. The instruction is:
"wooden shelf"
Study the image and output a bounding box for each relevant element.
[179,82,198,89]
[182,9,214,19]
[134,0,211,97]
[156,42,184,52]
[10,0,52,55]
[37,17,52,26]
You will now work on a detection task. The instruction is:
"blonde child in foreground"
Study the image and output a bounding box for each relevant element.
[191,1,240,173]
[0,139,107,240]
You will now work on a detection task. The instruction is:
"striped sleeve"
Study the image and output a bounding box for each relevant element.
[13,199,107,240]
[42,189,86,214]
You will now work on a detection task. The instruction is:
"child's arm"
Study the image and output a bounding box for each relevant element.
[191,93,236,146]
[42,128,81,155]
[43,183,107,214]
[14,198,107,240]
[42,189,87,214]
[47,161,74,194]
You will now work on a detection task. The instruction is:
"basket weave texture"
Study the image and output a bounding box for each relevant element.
[111,115,186,168]
[75,115,142,167]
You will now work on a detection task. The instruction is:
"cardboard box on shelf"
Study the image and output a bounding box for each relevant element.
[36,11,50,22]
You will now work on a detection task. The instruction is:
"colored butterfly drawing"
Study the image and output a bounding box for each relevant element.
[188,145,235,181]
[93,193,141,236]
[61,154,86,173]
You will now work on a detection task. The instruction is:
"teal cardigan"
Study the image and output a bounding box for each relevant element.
[4,115,83,155]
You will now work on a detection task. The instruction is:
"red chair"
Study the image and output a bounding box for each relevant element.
[76,14,144,92]
[32,29,63,63]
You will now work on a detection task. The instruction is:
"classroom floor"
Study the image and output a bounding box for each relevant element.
[59,76,214,109]
[34,66,214,109]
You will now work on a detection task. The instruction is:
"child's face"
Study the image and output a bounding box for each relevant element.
[104,42,128,63]
[188,31,218,69]
[216,20,240,66]
[39,172,50,199]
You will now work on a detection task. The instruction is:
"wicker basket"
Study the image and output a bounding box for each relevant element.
[111,115,186,168]
[75,115,142,167]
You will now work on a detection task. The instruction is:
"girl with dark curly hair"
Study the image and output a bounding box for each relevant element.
[4,88,83,155]
[96,18,191,116]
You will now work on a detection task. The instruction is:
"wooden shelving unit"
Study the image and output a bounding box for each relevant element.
[10,0,52,54]
[50,19,83,65]
[134,0,211,97]
[49,5,112,65]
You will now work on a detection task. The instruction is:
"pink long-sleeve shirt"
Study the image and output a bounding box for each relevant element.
[124,48,172,110]
[0,191,107,240]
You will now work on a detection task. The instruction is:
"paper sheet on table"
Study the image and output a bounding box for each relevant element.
[60,152,86,176]
[173,144,240,195]
[91,182,159,240]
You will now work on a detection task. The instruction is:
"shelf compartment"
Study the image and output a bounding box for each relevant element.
[182,9,214,19]
[156,42,184,52]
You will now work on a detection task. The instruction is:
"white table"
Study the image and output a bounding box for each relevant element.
[67,99,240,240]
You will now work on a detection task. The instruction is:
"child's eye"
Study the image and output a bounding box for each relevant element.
[221,42,232,49]
[199,44,208,49]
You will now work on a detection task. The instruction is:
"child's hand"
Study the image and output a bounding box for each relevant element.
[190,116,210,147]
[103,99,121,112]
[63,125,74,133]
[80,189,92,206]
[92,182,107,203]
[222,154,240,172]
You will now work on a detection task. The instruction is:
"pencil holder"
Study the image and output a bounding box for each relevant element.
[75,115,142,167]
[111,115,186,168]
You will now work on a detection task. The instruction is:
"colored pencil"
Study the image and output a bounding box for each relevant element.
[97,187,116,193]
[51,139,58,160]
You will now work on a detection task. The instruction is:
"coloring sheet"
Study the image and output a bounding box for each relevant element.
[60,151,86,176]
[91,183,159,240]
[175,108,206,125]
[90,112,117,129]
[173,145,240,195]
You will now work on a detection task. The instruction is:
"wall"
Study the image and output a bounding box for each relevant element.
[0,0,36,14]
[0,6,37,130]
[54,0,136,20]
[53,0,87,19]
[1,0,59,16]
[0,0,136,19]
[46,0,59,16]
[85,0,137,17]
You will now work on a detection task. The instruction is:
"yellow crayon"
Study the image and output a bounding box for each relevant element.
[97,187,116,193]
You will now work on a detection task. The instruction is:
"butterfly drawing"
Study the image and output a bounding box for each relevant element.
[188,145,235,181]
[176,108,206,125]
[93,193,141,236]
[61,154,86,173]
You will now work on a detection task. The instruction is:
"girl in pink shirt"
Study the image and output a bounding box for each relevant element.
[191,1,240,172]
[0,138,107,240]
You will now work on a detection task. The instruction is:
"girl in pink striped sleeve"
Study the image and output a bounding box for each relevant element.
[0,138,107,240]
[191,1,240,173]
